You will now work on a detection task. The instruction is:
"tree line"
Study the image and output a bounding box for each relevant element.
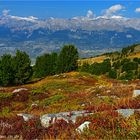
[80,57,140,80]
[80,44,140,81]
[0,45,78,86]
[34,44,78,78]
[0,50,32,86]
[1,43,140,86]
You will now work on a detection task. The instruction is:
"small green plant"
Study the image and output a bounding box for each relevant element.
[0,107,12,117]
[0,92,13,100]
[41,94,65,106]
[31,88,44,95]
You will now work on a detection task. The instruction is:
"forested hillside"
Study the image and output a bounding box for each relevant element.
[80,44,140,80]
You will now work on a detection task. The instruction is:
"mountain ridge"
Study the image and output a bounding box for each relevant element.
[0,14,140,60]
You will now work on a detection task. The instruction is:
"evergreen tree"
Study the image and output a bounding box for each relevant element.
[90,62,102,75]
[101,59,111,74]
[34,53,58,78]
[0,54,14,86]
[122,61,138,72]
[50,52,58,75]
[80,63,90,73]
[112,60,121,69]
[13,50,32,84]
[34,54,47,78]
[108,69,117,79]
[57,45,78,73]
[133,58,140,64]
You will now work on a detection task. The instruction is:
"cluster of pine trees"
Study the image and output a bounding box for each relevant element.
[1,43,140,86]
[80,44,140,80]
[0,45,78,86]
[80,59,111,75]
[80,57,140,80]
[0,50,32,86]
[34,44,78,78]
[112,58,140,80]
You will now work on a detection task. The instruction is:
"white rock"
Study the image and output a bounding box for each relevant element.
[31,103,38,107]
[117,109,134,118]
[40,110,92,128]
[17,113,33,121]
[12,88,28,93]
[133,90,140,97]
[40,114,69,128]
[40,114,55,128]
[76,121,91,132]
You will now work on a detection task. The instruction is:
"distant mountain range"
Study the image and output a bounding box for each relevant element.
[0,13,140,62]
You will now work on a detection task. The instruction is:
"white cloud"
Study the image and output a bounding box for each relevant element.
[135,8,140,13]
[10,15,38,22]
[2,9,38,22]
[105,4,125,16]
[86,10,94,18]
[72,9,95,20]
[2,9,10,16]
[111,15,124,19]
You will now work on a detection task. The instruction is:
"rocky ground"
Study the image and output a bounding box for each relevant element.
[0,72,140,139]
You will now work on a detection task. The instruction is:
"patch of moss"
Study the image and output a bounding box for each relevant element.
[41,94,65,106]
[0,92,13,100]
[31,88,44,95]
[0,107,13,117]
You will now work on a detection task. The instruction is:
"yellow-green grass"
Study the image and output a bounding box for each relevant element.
[78,55,107,65]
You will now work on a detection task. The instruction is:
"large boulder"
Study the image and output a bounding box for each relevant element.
[40,110,92,128]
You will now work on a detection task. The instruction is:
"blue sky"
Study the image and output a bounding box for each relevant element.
[0,1,140,19]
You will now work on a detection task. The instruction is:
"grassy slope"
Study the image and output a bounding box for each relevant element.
[0,71,137,116]
[1,45,140,117]
[1,45,140,139]
[1,72,140,139]
[79,55,106,65]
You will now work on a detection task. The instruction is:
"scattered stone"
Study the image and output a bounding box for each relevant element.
[14,135,20,139]
[0,135,6,139]
[81,104,85,107]
[62,75,67,78]
[110,95,119,99]
[106,90,111,93]
[53,74,59,78]
[117,109,140,118]
[76,121,91,132]
[58,89,62,91]
[12,88,28,93]
[17,113,33,121]
[133,90,140,97]
[99,86,106,89]
[98,95,118,99]
[31,103,38,108]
